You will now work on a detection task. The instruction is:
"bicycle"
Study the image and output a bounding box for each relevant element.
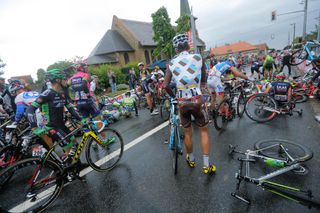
[213,79,247,131]
[159,95,171,121]
[167,99,183,175]
[229,139,320,209]
[289,40,320,66]
[244,93,302,123]
[0,120,124,212]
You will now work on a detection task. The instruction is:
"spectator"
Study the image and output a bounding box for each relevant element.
[108,70,117,94]
[127,68,137,90]
[90,75,98,103]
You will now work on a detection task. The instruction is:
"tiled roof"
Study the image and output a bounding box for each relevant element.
[210,41,257,56]
[254,43,268,51]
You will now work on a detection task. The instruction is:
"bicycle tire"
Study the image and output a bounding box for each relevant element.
[262,181,320,209]
[289,49,308,66]
[160,99,170,121]
[0,157,63,213]
[172,127,179,175]
[254,139,313,162]
[86,128,124,172]
[213,98,229,131]
[244,93,278,123]
[237,92,246,118]
[292,93,308,103]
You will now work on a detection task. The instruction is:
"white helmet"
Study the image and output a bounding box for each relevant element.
[172,34,189,49]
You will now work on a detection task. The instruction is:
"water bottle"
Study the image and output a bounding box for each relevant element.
[264,159,285,167]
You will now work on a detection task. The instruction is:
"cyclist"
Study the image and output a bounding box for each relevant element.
[68,63,102,122]
[122,91,139,116]
[163,33,216,174]
[26,69,85,157]
[207,59,248,119]
[138,62,159,115]
[250,57,263,79]
[265,74,292,105]
[8,80,40,123]
[263,54,276,80]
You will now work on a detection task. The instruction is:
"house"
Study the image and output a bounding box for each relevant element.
[254,43,269,54]
[210,41,260,57]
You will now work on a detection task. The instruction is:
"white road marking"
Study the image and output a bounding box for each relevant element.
[10,121,169,212]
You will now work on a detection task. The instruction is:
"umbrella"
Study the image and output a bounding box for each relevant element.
[149,59,168,70]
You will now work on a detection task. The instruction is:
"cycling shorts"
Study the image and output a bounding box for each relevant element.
[48,125,71,148]
[207,76,224,94]
[179,99,209,128]
[77,99,100,118]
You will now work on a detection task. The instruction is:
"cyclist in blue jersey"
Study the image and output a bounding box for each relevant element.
[163,33,216,174]
[207,60,248,117]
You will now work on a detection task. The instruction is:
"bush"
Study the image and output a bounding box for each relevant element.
[117,84,129,91]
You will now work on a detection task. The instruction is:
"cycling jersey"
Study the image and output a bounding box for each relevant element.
[69,72,91,101]
[270,82,291,102]
[168,51,203,99]
[208,61,233,78]
[15,91,39,122]
[27,89,81,128]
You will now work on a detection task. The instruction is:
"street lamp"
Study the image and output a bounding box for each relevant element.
[290,23,296,43]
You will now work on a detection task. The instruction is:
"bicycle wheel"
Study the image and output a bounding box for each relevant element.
[292,92,308,103]
[213,99,230,131]
[237,92,246,118]
[0,158,63,213]
[245,93,278,123]
[254,139,313,162]
[86,128,124,172]
[160,98,170,121]
[289,49,308,66]
[172,127,181,175]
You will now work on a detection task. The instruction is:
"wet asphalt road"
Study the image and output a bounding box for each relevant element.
[45,98,320,213]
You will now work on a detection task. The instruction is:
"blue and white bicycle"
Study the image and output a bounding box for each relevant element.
[289,40,320,66]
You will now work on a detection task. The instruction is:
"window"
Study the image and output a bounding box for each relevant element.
[144,50,150,65]
[124,52,129,64]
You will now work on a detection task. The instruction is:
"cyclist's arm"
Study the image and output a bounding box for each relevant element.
[230,67,248,80]
[26,100,42,128]
[200,60,207,89]
[163,66,175,98]
[65,101,82,121]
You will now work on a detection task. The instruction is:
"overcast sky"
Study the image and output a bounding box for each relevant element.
[0,0,319,80]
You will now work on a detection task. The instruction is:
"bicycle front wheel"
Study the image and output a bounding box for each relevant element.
[0,158,63,213]
[86,128,124,172]
[289,49,308,66]
[172,127,181,175]
[213,99,231,131]
[254,139,313,162]
[160,98,170,121]
[237,93,246,118]
[245,93,278,123]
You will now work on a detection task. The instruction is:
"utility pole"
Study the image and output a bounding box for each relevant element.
[190,7,198,53]
[291,23,296,43]
[288,32,291,45]
[303,0,308,39]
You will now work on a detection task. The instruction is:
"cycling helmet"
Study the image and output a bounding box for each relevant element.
[125,91,131,97]
[172,33,189,49]
[9,79,24,95]
[275,74,286,80]
[76,63,88,73]
[46,69,66,82]
[138,62,144,67]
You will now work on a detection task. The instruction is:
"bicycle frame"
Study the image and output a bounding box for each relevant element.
[230,145,314,206]
[303,41,320,61]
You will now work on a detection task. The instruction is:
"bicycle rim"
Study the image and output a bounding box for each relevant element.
[245,94,278,123]
[86,128,124,172]
[254,139,313,162]
[0,158,63,213]
[214,99,229,131]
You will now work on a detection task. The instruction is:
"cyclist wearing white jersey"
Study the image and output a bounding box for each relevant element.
[163,33,216,174]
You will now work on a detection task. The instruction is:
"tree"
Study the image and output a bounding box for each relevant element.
[0,57,6,76]
[176,13,191,34]
[151,7,176,59]
[47,60,74,77]
[36,68,46,83]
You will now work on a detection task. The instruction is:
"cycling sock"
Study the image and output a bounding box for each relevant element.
[203,155,209,167]
[188,153,195,161]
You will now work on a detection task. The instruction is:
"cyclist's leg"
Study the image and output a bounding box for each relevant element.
[179,105,194,165]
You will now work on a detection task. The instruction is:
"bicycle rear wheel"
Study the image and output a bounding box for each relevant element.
[0,158,63,213]
[86,128,124,172]
[213,99,230,131]
[245,93,278,123]
[254,139,313,162]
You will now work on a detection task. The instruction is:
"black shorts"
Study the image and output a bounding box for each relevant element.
[179,99,209,128]
[48,125,71,147]
[77,99,100,118]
